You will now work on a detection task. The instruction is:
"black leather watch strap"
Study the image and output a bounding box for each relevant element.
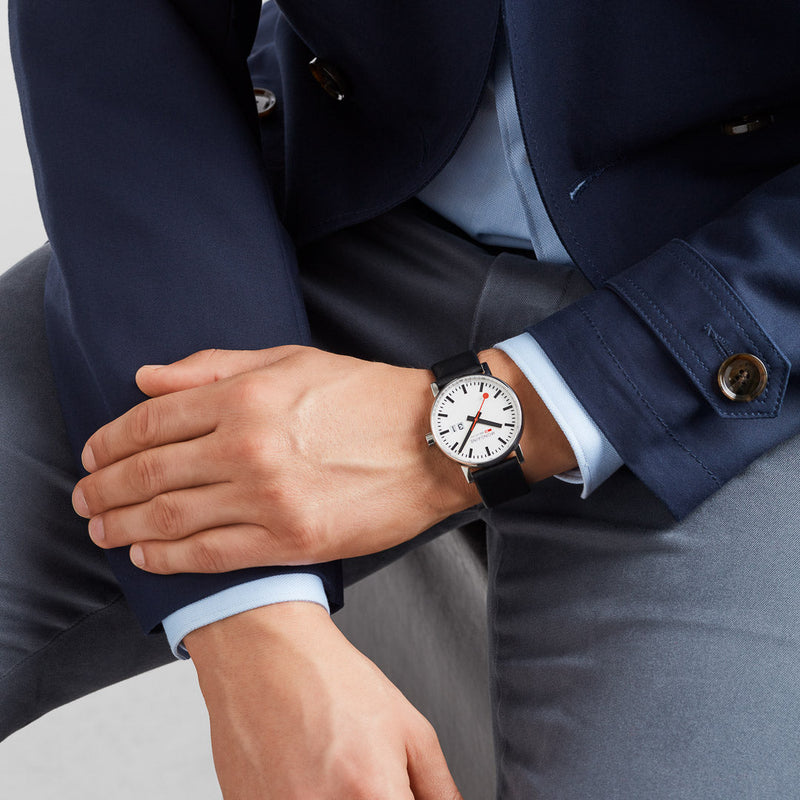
[470,456,530,507]
[431,351,485,390]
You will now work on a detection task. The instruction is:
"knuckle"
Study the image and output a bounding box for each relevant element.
[148,493,184,538]
[282,344,306,361]
[193,348,224,371]
[406,714,438,752]
[233,374,268,411]
[127,401,159,447]
[417,715,440,747]
[341,772,386,800]
[133,452,164,496]
[237,432,270,467]
[253,483,320,560]
[191,539,228,573]
[286,515,322,560]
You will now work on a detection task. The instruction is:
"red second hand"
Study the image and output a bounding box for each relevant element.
[459,392,490,453]
[468,393,490,435]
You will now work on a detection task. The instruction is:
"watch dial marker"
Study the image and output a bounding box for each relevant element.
[430,374,521,467]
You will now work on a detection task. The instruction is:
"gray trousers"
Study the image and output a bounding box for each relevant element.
[2,202,800,799]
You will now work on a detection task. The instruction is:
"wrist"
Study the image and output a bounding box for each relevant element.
[477,348,578,482]
[185,601,333,671]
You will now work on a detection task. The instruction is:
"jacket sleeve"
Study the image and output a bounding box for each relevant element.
[531,166,798,519]
[10,0,342,632]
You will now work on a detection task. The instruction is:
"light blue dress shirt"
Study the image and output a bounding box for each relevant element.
[164,36,623,658]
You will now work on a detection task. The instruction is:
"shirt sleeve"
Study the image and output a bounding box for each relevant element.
[496,333,624,496]
[162,573,330,659]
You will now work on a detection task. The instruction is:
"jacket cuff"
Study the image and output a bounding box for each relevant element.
[529,239,790,518]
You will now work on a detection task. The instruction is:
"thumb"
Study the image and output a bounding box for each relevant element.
[135,345,304,396]
[406,727,463,800]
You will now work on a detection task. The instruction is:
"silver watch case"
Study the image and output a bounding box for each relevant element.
[425,374,524,476]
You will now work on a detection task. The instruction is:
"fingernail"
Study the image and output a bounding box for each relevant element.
[88,516,105,544]
[72,487,90,518]
[130,545,145,568]
[82,444,97,473]
[140,364,165,371]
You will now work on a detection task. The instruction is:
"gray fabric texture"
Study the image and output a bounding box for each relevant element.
[0,247,171,739]
[2,203,800,799]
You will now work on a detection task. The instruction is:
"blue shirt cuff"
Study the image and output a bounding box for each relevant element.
[162,573,330,659]
[496,333,624,497]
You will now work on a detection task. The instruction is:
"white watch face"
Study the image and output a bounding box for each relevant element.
[430,374,523,467]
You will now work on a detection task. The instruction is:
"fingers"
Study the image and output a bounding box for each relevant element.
[86,483,248,551]
[407,725,463,800]
[129,523,280,574]
[74,434,225,516]
[135,345,304,397]
[88,346,308,469]
[82,382,223,471]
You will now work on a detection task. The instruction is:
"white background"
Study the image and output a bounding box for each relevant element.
[0,5,221,797]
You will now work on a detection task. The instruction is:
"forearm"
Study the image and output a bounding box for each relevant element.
[11,0,333,629]
[185,602,463,799]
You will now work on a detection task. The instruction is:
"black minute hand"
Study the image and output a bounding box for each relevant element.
[466,415,503,428]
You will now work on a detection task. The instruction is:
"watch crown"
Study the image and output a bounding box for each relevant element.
[425,433,435,447]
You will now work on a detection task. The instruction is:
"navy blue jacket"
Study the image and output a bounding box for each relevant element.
[11,0,799,631]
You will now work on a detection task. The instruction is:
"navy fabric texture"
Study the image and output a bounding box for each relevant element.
[9,0,341,631]
[9,0,800,624]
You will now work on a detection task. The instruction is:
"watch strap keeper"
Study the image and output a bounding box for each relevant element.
[470,455,530,507]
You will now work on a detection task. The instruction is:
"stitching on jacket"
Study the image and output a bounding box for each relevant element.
[703,324,733,359]
[675,243,763,355]
[614,274,710,380]
[577,305,722,486]
[612,284,704,385]
[674,241,779,406]
[610,277,778,417]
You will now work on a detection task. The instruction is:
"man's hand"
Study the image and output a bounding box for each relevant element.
[72,346,576,573]
[187,602,462,799]
[72,345,474,572]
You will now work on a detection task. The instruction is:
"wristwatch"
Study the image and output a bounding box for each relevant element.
[425,351,530,507]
